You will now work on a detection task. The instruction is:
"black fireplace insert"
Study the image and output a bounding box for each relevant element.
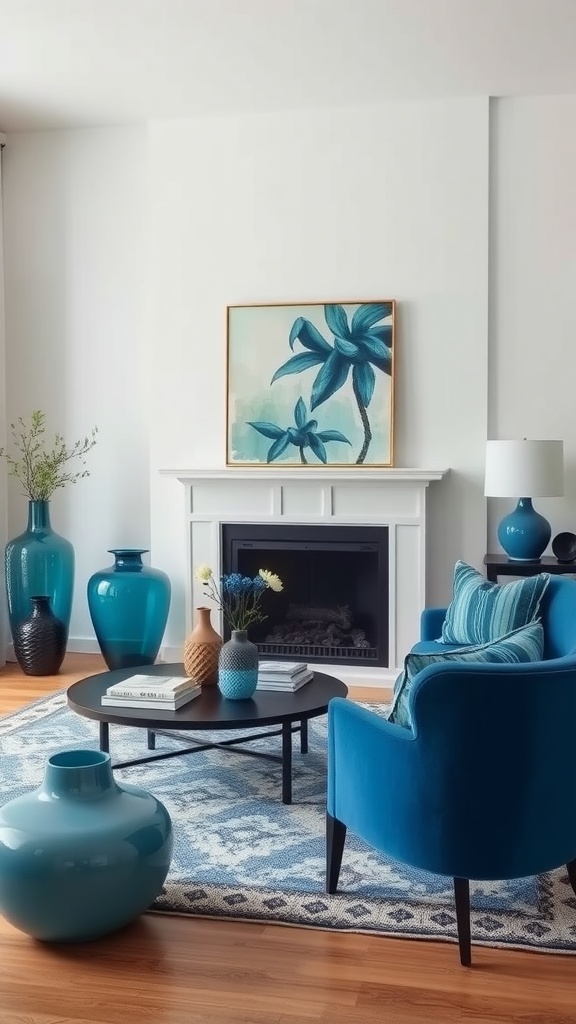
[220,523,389,667]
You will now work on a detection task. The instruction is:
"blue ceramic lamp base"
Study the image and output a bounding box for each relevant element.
[497,498,551,562]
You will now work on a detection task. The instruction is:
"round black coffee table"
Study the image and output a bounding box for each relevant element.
[67,664,347,804]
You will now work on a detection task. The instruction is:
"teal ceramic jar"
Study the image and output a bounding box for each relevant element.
[87,549,171,670]
[0,749,173,942]
[218,629,259,699]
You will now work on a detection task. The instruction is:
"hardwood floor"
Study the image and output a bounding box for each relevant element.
[0,655,575,1024]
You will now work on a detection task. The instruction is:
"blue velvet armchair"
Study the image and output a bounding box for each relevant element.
[326,575,576,965]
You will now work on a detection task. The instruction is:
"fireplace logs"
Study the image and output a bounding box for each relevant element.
[265,603,371,649]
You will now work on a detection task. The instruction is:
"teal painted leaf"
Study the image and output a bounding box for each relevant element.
[289,317,332,354]
[366,345,392,375]
[267,433,291,462]
[308,433,328,463]
[324,304,350,339]
[366,324,393,348]
[294,397,307,429]
[334,335,360,358]
[357,332,388,362]
[351,302,392,333]
[271,351,324,384]
[247,421,286,440]
[310,351,350,410]
[317,429,351,444]
[353,362,376,407]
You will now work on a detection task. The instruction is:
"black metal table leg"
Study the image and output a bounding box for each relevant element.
[99,721,110,753]
[282,720,292,804]
[300,718,308,754]
[147,730,156,750]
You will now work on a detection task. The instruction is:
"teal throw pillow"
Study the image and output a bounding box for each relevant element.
[441,560,550,646]
[388,621,544,730]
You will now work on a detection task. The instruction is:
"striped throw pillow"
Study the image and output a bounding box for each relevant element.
[388,621,544,730]
[440,560,550,646]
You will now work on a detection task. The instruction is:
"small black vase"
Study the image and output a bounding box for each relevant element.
[13,595,67,676]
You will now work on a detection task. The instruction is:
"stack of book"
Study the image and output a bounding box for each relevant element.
[101,674,201,710]
[256,662,313,692]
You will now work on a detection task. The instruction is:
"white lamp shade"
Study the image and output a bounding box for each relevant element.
[484,439,564,498]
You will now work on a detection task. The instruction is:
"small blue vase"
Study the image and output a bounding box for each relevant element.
[0,748,173,942]
[218,629,259,700]
[4,500,74,640]
[87,549,171,670]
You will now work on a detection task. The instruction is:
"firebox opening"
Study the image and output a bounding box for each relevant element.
[220,523,389,667]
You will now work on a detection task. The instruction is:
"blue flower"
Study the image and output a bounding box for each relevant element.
[248,397,351,465]
[197,567,284,632]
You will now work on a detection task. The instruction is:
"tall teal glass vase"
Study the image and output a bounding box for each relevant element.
[4,500,74,644]
[87,549,171,670]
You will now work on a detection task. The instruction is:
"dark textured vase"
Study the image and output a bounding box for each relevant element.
[12,595,66,676]
[0,748,173,942]
[4,500,74,641]
[218,629,259,700]
[87,549,171,670]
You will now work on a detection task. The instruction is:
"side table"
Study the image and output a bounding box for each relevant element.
[484,554,576,584]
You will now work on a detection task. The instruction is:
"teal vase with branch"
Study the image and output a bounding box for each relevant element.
[0,411,98,667]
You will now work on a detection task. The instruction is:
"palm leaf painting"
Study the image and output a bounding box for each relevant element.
[226,301,395,466]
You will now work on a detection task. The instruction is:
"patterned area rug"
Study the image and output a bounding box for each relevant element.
[1,690,576,954]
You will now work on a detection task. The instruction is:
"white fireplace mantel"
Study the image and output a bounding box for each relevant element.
[161,467,447,483]
[160,466,448,688]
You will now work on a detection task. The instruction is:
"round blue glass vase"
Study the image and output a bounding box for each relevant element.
[4,500,74,642]
[497,497,551,561]
[0,748,173,942]
[87,549,171,670]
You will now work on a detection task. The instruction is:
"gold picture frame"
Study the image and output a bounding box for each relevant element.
[226,300,395,467]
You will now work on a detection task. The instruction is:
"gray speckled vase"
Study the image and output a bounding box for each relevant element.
[218,629,259,700]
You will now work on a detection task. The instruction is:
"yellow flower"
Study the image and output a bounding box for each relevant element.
[194,564,213,583]
[259,569,283,592]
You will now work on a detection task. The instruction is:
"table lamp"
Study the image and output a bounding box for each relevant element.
[484,439,564,561]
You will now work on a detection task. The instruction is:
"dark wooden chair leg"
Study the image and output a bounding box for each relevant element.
[326,813,347,894]
[566,858,576,896]
[453,877,472,967]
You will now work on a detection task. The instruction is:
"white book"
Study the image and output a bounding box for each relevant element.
[257,661,308,677]
[258,667,312,682]
[101,688,201,711]
[106,675,193,699]
[256,673,313,692]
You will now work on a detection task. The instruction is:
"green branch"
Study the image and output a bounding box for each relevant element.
[0,410,98,500]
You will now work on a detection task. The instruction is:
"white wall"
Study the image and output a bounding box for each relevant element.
[2,126,149,647]
[15,96,576,661]
[148,98,490,651]
[489,96,576,547]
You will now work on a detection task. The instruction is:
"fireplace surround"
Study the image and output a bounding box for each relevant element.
[161,467,447,688]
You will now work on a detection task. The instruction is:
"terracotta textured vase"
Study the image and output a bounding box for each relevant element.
[183,606,222,686]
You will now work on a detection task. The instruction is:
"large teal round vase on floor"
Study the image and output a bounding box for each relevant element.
[5,500,74,643]
[218,629,259,699]
[87,549,171,670]
[0,749,173,942]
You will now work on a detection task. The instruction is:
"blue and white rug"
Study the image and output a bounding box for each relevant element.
[1,691,576,954]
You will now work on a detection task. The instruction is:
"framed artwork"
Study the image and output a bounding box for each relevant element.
[226,300,395,467]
